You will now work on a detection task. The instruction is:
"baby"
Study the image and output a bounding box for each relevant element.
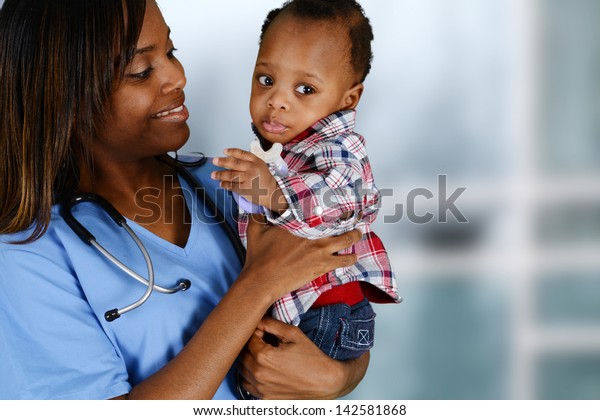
[213,0,400,362]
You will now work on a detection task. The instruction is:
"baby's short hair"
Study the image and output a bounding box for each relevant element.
[260,0,374,83]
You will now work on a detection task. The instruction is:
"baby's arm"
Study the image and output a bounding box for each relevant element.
[212,136,380,239]
[212,148,289,214]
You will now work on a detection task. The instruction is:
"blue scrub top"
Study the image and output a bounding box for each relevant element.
[0,160,243,399]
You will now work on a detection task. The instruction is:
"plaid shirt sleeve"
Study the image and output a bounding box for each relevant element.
[264,133,380,238]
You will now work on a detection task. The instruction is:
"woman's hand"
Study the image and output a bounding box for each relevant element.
[241,215,362,302]
[237,317,370,400]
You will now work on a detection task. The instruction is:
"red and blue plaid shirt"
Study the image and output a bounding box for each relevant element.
[238,110,400,325]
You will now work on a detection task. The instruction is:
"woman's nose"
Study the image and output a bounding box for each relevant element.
[161,61,187,95]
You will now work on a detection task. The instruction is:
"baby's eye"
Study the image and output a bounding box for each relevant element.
[258,75,273,86]
[295,85,315,95]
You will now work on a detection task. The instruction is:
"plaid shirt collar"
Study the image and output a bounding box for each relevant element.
[251,109,357,153]
[285,109,357,149]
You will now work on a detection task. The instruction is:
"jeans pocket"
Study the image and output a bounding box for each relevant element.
[338,312,376,352]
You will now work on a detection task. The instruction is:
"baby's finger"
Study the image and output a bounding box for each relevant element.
[212,156,253,172]
[217,181,237,192]
[211,169,244,183]
[224,148,260,163]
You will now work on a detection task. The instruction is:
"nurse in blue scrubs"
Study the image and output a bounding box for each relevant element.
[0,0,368,399]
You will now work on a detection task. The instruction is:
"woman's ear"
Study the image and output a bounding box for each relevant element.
[341,83,364,110]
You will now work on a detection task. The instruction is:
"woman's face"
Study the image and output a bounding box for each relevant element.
[94,1,189,163]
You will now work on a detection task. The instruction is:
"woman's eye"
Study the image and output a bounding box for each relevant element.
[129,67,153,80]
[296,85,315,95]
[258,75,273,86]
[167,47,178,59]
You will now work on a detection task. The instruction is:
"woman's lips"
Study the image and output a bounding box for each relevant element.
[262,120,287,134]
[152,104,189,122]
[155,105,183,117]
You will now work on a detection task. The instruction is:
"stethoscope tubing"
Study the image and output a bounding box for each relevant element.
[61,154,255,399]
[92,224,187,295]
[91,227,155,320]
[62,193,189,321]
[61,155,244,322]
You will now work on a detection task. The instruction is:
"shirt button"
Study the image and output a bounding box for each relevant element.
[313,206,324,216]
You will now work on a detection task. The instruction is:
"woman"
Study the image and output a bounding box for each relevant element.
[0,0,367,399]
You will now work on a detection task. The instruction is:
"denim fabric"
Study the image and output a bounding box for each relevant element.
[297,298,376,361]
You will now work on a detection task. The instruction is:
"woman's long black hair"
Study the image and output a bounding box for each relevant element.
[0,0,147,243]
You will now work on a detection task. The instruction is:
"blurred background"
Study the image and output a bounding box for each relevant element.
[2,0,598,402]
[1,0,592,399]
[159,0,600,399]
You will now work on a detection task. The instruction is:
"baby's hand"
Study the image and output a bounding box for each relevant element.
[212,148,288,213]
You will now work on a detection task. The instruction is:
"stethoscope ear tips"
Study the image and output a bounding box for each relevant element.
[105,309,121,322]
[179,279,192,291]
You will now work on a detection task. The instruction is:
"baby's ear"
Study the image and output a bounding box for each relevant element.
[341,83,364,110]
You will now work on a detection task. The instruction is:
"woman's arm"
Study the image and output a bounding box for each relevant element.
[121,216,362,399]
[238,317,369,400]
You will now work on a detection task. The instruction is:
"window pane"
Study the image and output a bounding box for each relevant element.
[354,276,510,399]
[537,271,600,325]
[537,355,600,399]
[540,0,600,175]
[537,201,600,246]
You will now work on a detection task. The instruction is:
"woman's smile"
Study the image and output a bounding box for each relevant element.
[152,104,189,122]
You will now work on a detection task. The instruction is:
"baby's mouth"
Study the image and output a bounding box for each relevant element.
[262,120,287,135]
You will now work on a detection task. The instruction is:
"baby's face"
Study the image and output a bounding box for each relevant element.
[250,15,360,145]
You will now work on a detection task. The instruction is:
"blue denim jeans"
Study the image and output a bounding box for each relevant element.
[297,298,376,361]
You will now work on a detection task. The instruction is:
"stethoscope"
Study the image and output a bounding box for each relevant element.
[61,153,257,400]
[61,153,246,322]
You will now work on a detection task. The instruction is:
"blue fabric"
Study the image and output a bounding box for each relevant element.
[0,160,242,400]
[297,298,376,361]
